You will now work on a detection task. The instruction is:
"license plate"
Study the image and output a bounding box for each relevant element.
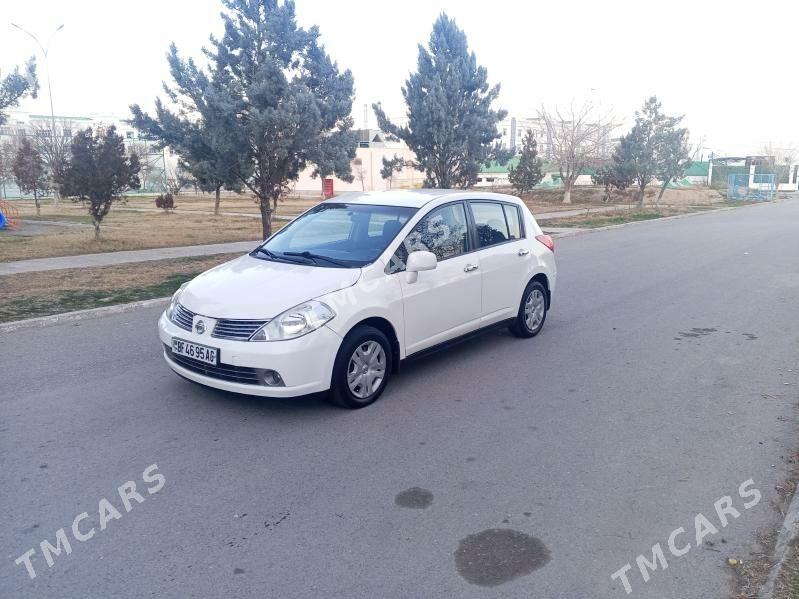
[171,338,218,365]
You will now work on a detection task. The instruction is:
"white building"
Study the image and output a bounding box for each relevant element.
[498,116,550,158]
[294,129,423,194]
[0,110,177,196]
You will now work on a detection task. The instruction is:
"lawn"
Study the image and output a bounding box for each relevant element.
[537,206,716,229]
[0,192,313,262]
[0,253,241,323]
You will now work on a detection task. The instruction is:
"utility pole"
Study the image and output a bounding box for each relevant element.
[11,23,64,205]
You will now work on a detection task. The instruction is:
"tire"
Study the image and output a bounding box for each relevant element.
[509,280,548,338]
[328,325,393,409]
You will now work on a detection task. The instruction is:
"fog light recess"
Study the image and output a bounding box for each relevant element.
[257,369,285,387]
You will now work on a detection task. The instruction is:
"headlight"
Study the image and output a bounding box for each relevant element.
[165,282,189,321]
[250,300,335,342]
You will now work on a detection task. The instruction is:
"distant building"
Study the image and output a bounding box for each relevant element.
[0,110,140,141]
[0,110,177,197]
[294,128,423,194]
[498,116,550,158]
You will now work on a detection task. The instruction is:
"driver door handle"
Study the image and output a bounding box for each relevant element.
[464,264,479,272]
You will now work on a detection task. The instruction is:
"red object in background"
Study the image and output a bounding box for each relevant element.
[322,178,334,199]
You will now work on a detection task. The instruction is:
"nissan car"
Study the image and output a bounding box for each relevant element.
[158,190,556,408]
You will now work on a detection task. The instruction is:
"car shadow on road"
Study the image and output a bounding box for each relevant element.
[394,325,531,380]
[167,325,541,416]
[170,372,337,416]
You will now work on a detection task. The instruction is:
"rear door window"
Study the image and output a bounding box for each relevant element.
[470,202,510,248]
[503,204,523,240]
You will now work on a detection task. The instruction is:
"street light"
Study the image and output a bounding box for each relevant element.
[10,23,63,133]
[11,22,64,204]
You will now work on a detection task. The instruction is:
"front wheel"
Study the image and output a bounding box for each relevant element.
[509,281,547,338]
[328,325,392,409]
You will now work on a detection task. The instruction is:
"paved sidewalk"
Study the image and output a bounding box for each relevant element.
[533,204,622,220]
[0,240,258,276]
[115,206,296,221]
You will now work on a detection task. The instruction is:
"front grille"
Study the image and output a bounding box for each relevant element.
[165,345,261,385]
[212,318,269,341]
[171,303,195,331]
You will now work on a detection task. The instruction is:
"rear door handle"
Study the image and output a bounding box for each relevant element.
[518,248,530,256]
[464,264,479,272]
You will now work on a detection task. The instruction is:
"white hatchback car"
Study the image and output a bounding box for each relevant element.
[158,190,556,408]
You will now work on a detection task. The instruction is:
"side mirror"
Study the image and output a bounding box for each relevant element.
[405,250,437,284]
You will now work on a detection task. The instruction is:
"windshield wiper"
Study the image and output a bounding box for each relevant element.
[283,251,349,267]
[251,247,301,264]
[252,247,275,259]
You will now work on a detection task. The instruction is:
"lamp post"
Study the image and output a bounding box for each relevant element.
[11,23,64,204]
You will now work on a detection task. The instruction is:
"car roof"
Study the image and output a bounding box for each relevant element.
[324,189,521,209]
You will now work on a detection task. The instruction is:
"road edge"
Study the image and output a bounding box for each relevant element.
[758,486,799,598]
[0,297,170,334]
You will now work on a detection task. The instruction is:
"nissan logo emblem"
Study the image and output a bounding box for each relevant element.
[195,319,206,334]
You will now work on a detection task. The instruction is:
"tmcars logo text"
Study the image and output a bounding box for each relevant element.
[14,464,165,580]
[610,478,761,595]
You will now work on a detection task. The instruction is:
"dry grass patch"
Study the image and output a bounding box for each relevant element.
[0,253,242,323]
[1,206,266,262]
[120,192,321,216]
[505,185,726,213]
[537,205,716,228]
[1,194,319,261]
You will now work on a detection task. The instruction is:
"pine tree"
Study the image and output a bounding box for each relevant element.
[509,130,544,194]
[373,13,507,188]
[135,0,358,239]
[131,44,242,216]
[61,126,141,240]
[12,137,49,215]
[616,97,690,207]
[654,127,692,203]
[592,160,634,203]
[0,59,38,126]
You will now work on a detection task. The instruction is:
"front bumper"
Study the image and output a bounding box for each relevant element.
[158,312,342,397]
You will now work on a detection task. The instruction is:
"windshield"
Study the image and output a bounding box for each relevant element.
[255,203,417,268]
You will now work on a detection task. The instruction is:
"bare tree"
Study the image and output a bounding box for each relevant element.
[127,141,161,192]
[30,119,73,205]
[0,138,20,199]
[165,163,195,197]
[759,142,796,187]
[538,102,614,204]
[353,158,367,191]
[13,137,50,215]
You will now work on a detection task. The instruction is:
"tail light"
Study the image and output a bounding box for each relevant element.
[535,234,555,253]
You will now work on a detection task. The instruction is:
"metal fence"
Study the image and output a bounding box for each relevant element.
[727,173,776,201]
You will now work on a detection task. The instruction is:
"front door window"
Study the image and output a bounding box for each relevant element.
[387,203,469,274]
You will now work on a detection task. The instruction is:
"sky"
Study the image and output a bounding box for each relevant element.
[2,0,798,158]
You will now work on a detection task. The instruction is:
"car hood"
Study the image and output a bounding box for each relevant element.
[179,254,361,319]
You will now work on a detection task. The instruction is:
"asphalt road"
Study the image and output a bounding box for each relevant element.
[2,199,798,598]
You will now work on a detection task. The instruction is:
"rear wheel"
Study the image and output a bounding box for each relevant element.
[509,280,547,338]
[328,325,392,409]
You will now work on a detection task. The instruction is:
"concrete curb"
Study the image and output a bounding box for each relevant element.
[0,296,170,334]
[758,488,799,598]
